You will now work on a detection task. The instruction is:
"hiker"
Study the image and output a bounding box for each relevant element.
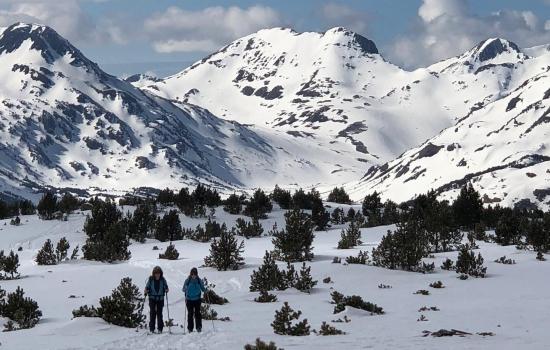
[182,267,207,333]
[144,266,169,333]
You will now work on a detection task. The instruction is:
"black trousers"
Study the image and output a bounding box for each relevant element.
[186,299,202,331]
[149,299,164,332]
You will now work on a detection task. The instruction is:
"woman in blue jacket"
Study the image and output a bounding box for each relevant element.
[182,267,206,332]
[144,266,169,333]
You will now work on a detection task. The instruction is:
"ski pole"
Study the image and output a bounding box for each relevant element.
[184,297,187,335]
[165,291,172,334]
[206,290,216,332]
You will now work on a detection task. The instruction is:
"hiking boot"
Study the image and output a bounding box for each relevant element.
[197,328,202,333]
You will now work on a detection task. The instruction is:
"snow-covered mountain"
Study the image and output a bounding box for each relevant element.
[1,22,549,207]
[0,23,364,198]
[350,42,550,208]
[141,27,458,163]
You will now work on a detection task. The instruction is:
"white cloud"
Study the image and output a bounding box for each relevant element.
[0,0,125,44]
[319,3,368,34]
[144,5,282,53]
[388,0,550,68]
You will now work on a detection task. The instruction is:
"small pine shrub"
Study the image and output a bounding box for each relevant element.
[331,291,383,315]
[337,221,362,249]
[158,243,179,260]
[203,289,228,305]
[35,239,57,265]
[72,305,99,318]
[316,321,345,335]
[201,303,230,321]
[331,315,351,323]
[429,281,444,289]
[378,284,392,289]
[537,251,546,261]
[244,338,281,350]
[294,263,317,293]
[235,217,264,238]
[0,287,42,329]
[417,315,428,322]
[97,277,145,328]
[254,290,277,303]
[345,250,369,265]
[441,258,455,271]
[332,257,341,264]
[0,250,20,280]
[455,245,487,278]
[494,256,516,265]
[323,277,332,284]
[414,289,430,296]
[271,302,310,336]
[418,306,440,312]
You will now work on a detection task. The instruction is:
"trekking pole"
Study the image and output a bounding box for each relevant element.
[206,290,216,332]
[183,297,187,335]
[165,291,172,334]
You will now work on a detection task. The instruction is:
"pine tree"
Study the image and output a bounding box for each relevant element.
[291,188,311,209]
[56,237,70,262]
[452,183,483,230]
[0,250,20,279]
[128,203,157,242]
[331,208,346,224]
[527,216,550,253]
[250,251,285,292]
[381,200,400,224]
[0,287,42,329]
[36,239,57,265]
[294,263,317,293]
[495,210,522,246]
[272,209,315,262]
[58,193,80,214]
[154,209,182,242]
[235,217,264,238]
[204,230,245,271]
[371,219,429,271]
[157,188,175,206]
[337,220,362,249]
[362,192,383,227]
[455,245,487,278]
[331,291,384,315]
[37,192,58,220]
[159,243,179,260]
[311,192,330,231]
[97,277,145,328]
[271,185,292,209]
[82,201,131,262]
[175,187,194,216]
[271,302,310,336]
[327,187,352,204]
[244,189,273,218]
[223,193,242,214]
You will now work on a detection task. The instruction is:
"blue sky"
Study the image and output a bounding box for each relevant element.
[1,0,549,76]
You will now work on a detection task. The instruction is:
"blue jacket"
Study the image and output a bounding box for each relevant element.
[182,277,206,301]
[145,277,168,301]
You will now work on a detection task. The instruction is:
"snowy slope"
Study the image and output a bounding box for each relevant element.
[0,23,365,198]
[141,27,458,163]
[350,45,550,208]
[1,207,550,350]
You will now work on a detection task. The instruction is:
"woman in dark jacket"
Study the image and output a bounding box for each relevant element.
[144,266,169,333]
[182,267,206,332]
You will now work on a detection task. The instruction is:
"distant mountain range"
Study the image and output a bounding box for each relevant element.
[1,22,549,208]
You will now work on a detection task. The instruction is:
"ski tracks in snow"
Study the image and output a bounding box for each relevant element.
[88,330,222,350]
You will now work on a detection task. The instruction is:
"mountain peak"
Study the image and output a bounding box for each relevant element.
[471,37,524,62]
[322,27,378,54]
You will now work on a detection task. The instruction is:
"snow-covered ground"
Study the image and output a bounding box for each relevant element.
[1,206,549,350]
